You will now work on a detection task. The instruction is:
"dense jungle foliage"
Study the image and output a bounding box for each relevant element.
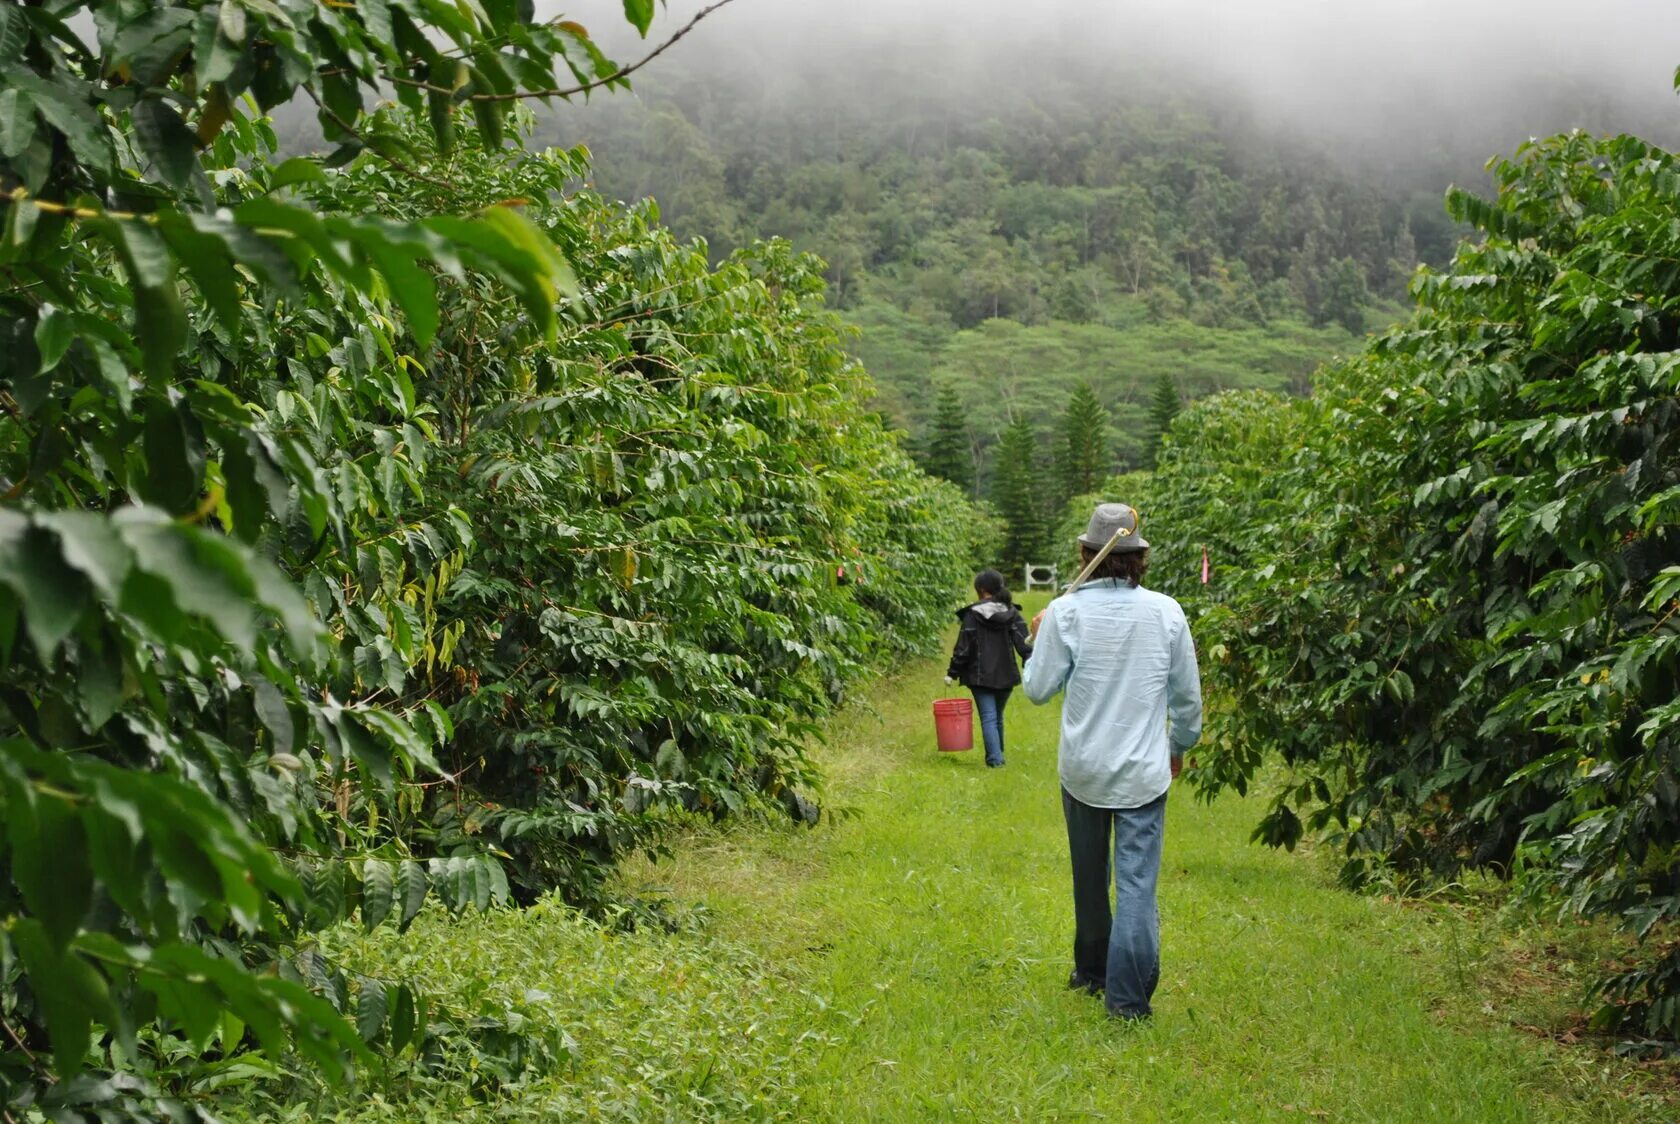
[0,1,981,1115]
[1129,130,1680,1045]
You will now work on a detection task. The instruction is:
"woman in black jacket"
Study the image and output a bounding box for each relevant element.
[946,570,1034,768]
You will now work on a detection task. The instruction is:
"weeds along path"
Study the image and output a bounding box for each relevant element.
[615,598,1667,1123]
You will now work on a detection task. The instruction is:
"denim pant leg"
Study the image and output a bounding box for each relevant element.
[971,688,1006,765]
[1061,788,1112,985]
[1106,792,1166,1018]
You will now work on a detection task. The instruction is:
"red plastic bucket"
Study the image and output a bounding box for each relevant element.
[933,697,973,752]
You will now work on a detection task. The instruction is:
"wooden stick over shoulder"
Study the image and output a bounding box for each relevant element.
[1064,527,1125,596]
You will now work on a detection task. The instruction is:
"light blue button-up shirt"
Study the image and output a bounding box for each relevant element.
[1021,578,1203,809]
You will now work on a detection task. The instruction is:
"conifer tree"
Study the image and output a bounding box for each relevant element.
[1058,380,1111,504]
[922,383,973,492]
[993,414,1047,575]
[1144,372,1182,467]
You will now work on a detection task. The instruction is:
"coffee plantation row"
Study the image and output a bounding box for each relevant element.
[1123,130,1680,1046]
[0,2,987,1115]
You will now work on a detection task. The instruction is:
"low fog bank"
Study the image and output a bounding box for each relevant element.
[557,0,1680,180]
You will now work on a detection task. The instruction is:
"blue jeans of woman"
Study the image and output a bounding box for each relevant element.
[1061,787,1166,1018]
[970,687,1011,766]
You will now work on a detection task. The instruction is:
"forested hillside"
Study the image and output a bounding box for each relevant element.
[539,59,1452,495]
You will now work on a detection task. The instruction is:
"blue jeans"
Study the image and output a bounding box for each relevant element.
[1062,787,1166,1018]
[970,687,1011,766]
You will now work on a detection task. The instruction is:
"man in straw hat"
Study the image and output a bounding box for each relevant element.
[1021,502,1202,1021]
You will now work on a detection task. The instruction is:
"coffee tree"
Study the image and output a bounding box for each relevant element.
[3,0,974,1108]
[1145,131,1680,1041]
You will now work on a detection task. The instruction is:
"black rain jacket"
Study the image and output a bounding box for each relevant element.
[947,600,1033,690]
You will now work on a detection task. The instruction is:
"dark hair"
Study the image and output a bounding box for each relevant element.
[974,569,1013,605]
[1078,545,1149,589]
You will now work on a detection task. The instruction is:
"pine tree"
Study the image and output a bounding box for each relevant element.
[992,414,1046,576]
[921,383,972,492]
[1144,371,1181,467]
[1057,380,1110,504]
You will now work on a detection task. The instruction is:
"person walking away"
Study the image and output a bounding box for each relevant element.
[1021,503,1202,1020]
[945,570,1033,768]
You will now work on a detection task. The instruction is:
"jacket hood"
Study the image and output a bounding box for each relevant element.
[959,600,1019,628]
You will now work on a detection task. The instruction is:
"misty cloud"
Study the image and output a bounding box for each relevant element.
[558,0,1680,174]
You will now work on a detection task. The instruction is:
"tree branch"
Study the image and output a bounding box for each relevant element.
[387,1,739,103]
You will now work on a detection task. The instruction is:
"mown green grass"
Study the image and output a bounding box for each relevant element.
[265,592,1676,1120]
[614,592,1672,1122]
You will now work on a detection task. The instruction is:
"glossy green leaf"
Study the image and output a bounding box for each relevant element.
[193,4,243,87]
[395,860,429,931]
[622,0,655,36]
[388,984,418,1053]
[33,302,72,375]
[361,859,395,930]
[355,980,388,1044]
[0,68,111,171]
[0,87,35,159]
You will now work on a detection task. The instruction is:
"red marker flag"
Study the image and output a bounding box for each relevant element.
[1201,546,1210,585]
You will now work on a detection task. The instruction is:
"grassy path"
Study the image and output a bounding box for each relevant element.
[615,598,1667,1122]
[307,601,1671,1121]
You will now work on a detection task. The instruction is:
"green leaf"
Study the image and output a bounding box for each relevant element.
[219,431,266,542]
[246,552,324,664]
[622,0,655,36]
[319,72,363,141]
[360,0,395,53]
[426,89,455,156]
[193,4,243,87]
[0,69,111,171]
[38,510,133,602]
[10,919,111,1079]
[0,511,89,659]
[338,222,440,346]
[83,800,147,923]
[10,790,92,948]
[156,211,243,336]
[0,5,25,59]
[268,156,326,192]
[388,984,418,1053]
[0,87,36,160]
[234,196,362,286]
[425,56,462,154]
[132,99,211,204]
[336,712,392,791]
[75,626,125,728]
[471,86,504,149]
[111,8,197,87]
[102,220,185,379]
[141,397,204,515]
[361,859,394,931]
[33,302,72,375]
[395,861,428,931]
[355,980,388,1044]
[116,512,258,654]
